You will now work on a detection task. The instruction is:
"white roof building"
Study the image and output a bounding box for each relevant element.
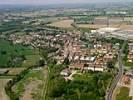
[96,27,133,41]
[80,56,95,62]
[97,27,120,34]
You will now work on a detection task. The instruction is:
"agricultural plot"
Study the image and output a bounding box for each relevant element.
[0,68,25,75]
[78,24,107,29]
[0,79,11,100]
[78,24,133,30]
[13,68,48,100]
[22,55,41,67]
[7,68,26,75]
[119,25,133,30]
[0,20,25,32]
[48,20,74,28]
[0,39,40,67]
[36,17,59,24]
[77,16,133,30]
[74,16,94,24]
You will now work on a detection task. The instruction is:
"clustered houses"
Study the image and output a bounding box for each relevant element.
[60,33,118,77]
[69,42,117,72]
[127,43,133,63]
[8,30,68,49]
[2,28,118,76]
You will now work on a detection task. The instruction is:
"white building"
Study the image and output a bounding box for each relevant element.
[84,66,104,72]
[96,27,133,41]
[60,68,71,76]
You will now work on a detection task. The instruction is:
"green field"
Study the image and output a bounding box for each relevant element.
[125,62,133,67]
[0,39,40,67]
[0,20,23,32]
[73,73,92,81]
[74,16,94,24]
[14,69,44,98]
[116,87,132,100]
[22,55,41,67]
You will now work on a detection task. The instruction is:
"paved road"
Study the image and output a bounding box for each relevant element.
[106,41,126,100]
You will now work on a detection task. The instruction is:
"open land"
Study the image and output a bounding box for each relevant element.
[0,79,11,100]
[48,19,74,28]
[12,68,48,100]
[116,87,132,100]
[78,24,133,30]
[0,39,40,67]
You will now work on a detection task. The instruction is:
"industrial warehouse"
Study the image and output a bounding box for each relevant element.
[97,27,133,41]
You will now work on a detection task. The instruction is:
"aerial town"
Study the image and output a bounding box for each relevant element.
[0,1,133,100]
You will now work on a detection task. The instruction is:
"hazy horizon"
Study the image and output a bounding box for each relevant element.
[0,0,133,5]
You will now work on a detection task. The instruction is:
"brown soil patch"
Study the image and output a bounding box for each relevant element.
[20,80,42,100]
[48,19,74,28]
[0,79,11,100]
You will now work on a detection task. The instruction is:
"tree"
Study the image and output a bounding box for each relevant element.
[63,57,69,65]
[107,61,114,69]
[20,55,26,61]
[1,50,7,55]
[42,50,48,60]
[38,59,45,66]
[49,77,66,97]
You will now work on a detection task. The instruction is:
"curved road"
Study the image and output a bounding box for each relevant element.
[106,41,126,100]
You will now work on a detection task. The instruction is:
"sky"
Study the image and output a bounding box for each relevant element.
[0,0,133,5]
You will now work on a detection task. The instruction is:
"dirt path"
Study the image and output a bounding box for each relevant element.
[0,79,11,100]
[40,68,48,100]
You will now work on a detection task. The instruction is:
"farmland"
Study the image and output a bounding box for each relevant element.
[48,19,74,28]
[75,16,133,30]
[0,79,11,100]
[78,24,133,30]
[12,68,48,100]
[0,39,40,67]
[78,24,107,29]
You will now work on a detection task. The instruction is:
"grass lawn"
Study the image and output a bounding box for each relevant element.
[22,55,41,67]
[125,62,133,67]
[116,87,132,100]
[73,73,93,81]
